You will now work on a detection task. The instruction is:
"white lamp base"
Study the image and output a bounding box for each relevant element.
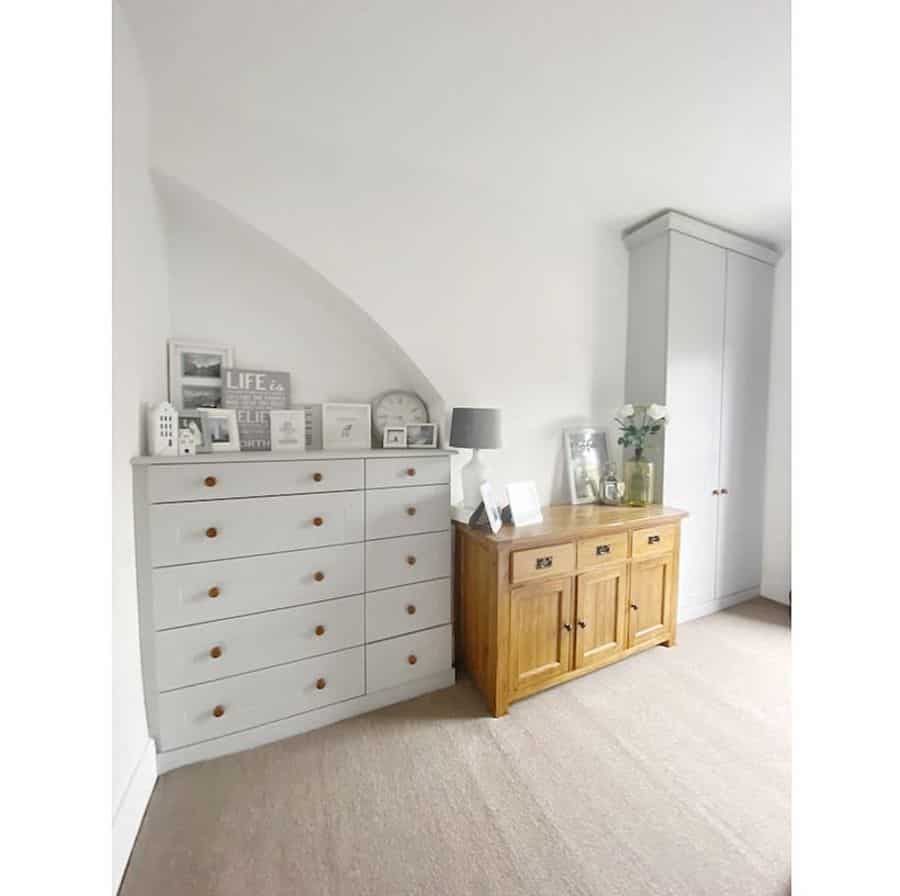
[459,448,489,513]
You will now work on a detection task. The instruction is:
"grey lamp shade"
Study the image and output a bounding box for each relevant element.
[449,407,502,450]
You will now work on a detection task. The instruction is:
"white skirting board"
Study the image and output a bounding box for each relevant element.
[157,668,456,774]
[112,737,158,893]
[677,587,760,624]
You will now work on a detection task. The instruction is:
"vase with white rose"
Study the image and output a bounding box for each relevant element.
[614,403,669,506]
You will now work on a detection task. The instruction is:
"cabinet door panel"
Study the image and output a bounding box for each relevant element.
[716,251,774,599]
[574,566,627,669]
[508,577,573,696]
[629,554,674,647]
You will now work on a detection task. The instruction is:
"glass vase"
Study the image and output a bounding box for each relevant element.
[624,458,655,507]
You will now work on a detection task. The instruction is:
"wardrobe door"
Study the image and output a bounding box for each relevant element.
[664,232,726,614]
[715,251,775,599]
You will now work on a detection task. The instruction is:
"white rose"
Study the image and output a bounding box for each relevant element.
[618,403,635,418]
[647,403,668,421]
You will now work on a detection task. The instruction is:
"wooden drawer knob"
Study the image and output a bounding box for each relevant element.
[313,472,323,482]
[406,604,416,615]
[315,625,326,636]
[406,555,417,566]
[315,678,326,690]
[313,516,324,527]
[207,586,220,599]
[213,705,225,718]
[406,506,417,516]
[205,527,218,539]
[407,654,418,665]
[204,476,217,488]
[314,571,325,582]
[210,646,222,659]
[407,467,416,477]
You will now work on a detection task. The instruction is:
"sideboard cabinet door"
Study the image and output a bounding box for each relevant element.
[628,554,675,648]
[574,565,627,670]
[508,576,573,698]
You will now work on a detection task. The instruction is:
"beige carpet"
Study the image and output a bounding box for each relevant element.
[121,598,790,896]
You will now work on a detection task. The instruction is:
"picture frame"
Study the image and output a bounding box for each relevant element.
[480,482,503,535]
[199,408,241,453]
[177,411,208,454]
[563,426,609,505]
[269,409,307,452]
[322,403,372,451]
[168,339,235,411]
[506,480,543,527]
[405,423,438,448]
[383,426,408,448]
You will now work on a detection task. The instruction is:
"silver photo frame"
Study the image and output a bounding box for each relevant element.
[564,427,609,505]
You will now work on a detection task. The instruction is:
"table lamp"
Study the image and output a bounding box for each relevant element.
[450,407,502,512]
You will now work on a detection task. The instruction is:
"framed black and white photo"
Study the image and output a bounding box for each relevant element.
[199,408,241,453]
[177,412,208,453]
[383,426,407,448]
[168,339,235,410]
[269,409,306,452]
[322,403,372,451]
[564,427,609,505]
[405,423,438,448]
[222,368,291,450]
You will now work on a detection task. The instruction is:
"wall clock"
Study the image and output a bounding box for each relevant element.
[371,390,429,443]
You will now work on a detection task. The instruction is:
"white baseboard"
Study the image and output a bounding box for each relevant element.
[157,668,456,774]
[112,737,158,893]
[678,587,759,623]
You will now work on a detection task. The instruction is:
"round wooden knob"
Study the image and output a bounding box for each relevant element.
[315,678,326,690]
[210,646,222,659]
[406,555,416,566]
[212,705,225,718]
[313,472,323,482]
[313,571,325,582]
[406,604,416,615]
[406,506,417,516]
[315,625,326,636]
[313,516,324,527]
[407,655,418,665]
[204,476,217,488]
[205,527,218,539]
[207,586,220,599]
[407,467,416,477]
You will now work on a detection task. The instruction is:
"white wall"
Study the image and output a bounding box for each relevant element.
[761,248,791,603]
[112,4,168,888]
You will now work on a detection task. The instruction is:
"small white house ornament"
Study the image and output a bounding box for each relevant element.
[149,401,179,456]
[178,427,197,456]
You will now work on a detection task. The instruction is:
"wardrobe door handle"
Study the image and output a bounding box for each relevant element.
[577,620,586,629]
[562,623,572,632]
[721,488,729,495]
[712,489,720,496]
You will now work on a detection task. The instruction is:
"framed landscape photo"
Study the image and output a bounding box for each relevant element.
[168,339,235,410]
[564,426,609,505]
[269,409,306,452]
[322,403,372,451]
[199,408,241,453]
[405,423,438,448]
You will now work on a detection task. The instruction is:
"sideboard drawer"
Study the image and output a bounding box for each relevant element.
[631,524,677,559]
[155,595,365,691]
[366,578,452,643]
[152,543,364,629]
[576,532,629,570]
[365,484,450,540]
[366,456,450,490]
[366,624,453,693]
[147,459,364,503]
[366,531,451,592]
[510,542,576,584]
[149,491,364,566]
[158,646,365,750]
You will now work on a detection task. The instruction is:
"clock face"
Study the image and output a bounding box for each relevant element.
[372,390,429,439]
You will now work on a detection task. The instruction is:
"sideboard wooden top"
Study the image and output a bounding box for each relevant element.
[453,504,688,548]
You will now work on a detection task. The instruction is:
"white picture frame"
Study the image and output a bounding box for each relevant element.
[506,481,543,527]
[177,411,209,454]
[405,423,438,448]
[168,339,235,411]
[383,426,408,448]
[480,482,503,534]
[269,409,307,452]
[322,403,372,451]
[199,408,241,453]
[563,427,609,505]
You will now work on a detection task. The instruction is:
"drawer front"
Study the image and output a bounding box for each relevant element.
[365,484,450,540]
[366,579,452,643]
[147,459,364,503]
[149,491,364,566]
[576,532,629,570]
[366,624,453,693]
[366,531,451,592]
[510,542,576,584]
[366,456,450,490]
[158,646,365,750]
[631,524,678,558]
[152,543,364,630]
[155,595,365,691]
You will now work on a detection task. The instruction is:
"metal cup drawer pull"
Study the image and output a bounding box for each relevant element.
[595,544,611,556]
[647,535,661,544]
[535,556,553,570]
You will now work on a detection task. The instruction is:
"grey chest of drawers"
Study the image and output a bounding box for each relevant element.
[132,449,455,772]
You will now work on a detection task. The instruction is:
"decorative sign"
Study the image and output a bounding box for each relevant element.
[222,369,291,450]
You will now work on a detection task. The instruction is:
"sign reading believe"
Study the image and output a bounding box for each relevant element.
[222,368,291,451]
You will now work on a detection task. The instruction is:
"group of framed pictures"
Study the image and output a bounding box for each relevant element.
[382,423,438,449]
